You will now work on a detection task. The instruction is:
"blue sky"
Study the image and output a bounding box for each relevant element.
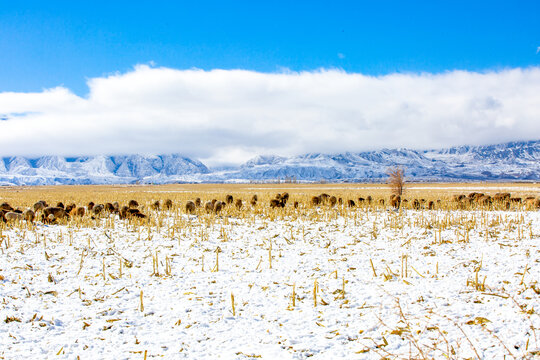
[1,1,539,164]
[1,1,539,95]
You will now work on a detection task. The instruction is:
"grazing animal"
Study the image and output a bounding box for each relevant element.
[5,211,23,222]
[0,202,14,212]
[93,204,105,215]
[164,199,173,209]
[34,201,47,212]
[73,207,86,217]
[235,199,243,210]
[390,194,401,209]
[23,209,35,223]
[128,200,139,209]
[43,207,69,221]
[214,201,223,213]
[185,201,196,214]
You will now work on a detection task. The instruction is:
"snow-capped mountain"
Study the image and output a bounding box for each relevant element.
[0,155,209,186]
[0,140,538,185]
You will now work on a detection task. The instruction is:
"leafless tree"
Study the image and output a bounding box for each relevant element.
[387,167,405,196]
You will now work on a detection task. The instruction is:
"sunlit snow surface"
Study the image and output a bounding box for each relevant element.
[1,209,539,359]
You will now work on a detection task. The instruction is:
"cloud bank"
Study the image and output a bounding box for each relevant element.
[1,65,539,166]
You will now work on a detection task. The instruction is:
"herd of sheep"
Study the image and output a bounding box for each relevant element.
[1,190,539,225]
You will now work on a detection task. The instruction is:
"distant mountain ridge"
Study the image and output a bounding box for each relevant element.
[0,140,539,185]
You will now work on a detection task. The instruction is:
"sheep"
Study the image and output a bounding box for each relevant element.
[329,196,337,207]
[185,201,196,214]
[235,199,243,210]
[0,202,14,212]
[23,209,35,223]
[214,201,223,214]
[65,204,76,213]
[93,204,105,215]
[390,194,401,209]
[33,201,47,212]
[5,211,23,222]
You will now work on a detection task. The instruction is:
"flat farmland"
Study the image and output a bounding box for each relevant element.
[0,183,539,359]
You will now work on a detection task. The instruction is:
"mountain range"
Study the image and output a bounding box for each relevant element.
[0,140,539,185]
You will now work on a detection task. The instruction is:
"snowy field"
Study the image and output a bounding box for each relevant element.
[1,207,539,359]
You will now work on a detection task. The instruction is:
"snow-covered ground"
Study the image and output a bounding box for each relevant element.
[1,208,539,359]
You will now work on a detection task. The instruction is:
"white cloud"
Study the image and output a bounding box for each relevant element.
[1,65,540,166]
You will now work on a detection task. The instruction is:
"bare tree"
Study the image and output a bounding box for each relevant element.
[387,167,405,196]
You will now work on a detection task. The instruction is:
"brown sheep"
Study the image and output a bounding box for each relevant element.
[214,201,223,213]
[185,201,196,214]
[270,199,282,208]
[0,202,14,212]
[205,201,214,213]
[73,207,86,217]
[33,201,47,212]
[226,195,234,204]
[43,207,69,221]
[65,204,76,213]
[390,194,401,209]
[164,199,173,210]
[5,211,23,222]
[329,196,337,207]
[128,200,139,209]
[235,199,243,210]
[93,204,105,215]
[23,209,35,223]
